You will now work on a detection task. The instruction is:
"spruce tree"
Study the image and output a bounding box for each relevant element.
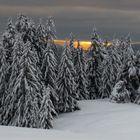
[8,34,24,93]
[39,86,55,129]
[2,18,16,64]
[15,14,40,60]
[69,33,77,65]
[75,41,89,100]
[87,28,105,99]
[110,80,131,103]
[41,42,58,113]
[0,43,9,107]
[36,19,46,67]
[1,41,54,129]
[57,43,79,113]
[99,54,114,98]
[86,56,96,99]
[46,16,57,56]
[128,56,140,103]
[99,42,122,98]
[46,16,56,41]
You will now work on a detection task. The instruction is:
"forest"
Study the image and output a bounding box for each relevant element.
[0,14,139,129]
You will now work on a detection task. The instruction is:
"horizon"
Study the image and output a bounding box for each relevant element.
[54,39,140,50]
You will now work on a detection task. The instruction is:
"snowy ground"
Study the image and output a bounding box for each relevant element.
[1,99,140,140]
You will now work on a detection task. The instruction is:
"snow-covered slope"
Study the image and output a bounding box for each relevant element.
[1,99,140,140]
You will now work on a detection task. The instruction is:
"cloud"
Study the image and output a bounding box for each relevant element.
[0,0,140,41]
[1,0,140,10]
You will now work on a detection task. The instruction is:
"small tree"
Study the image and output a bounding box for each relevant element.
[39,86,55,129]
[110,80,131,103]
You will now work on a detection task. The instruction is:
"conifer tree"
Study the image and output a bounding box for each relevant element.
[36,19,46,66]
[86,56,96,99]
[41,42,58,113]
[75,41,89,100]
[87,28,105,99]
[2,18,16,64]
[39,86,55,129]
[110,80,131,103]
[45,17,57,55]
[1,41,54,129]
[110,40,122,83]
[8,34,24,93]
[69,33,77,64]
[46,16,56,41]
[99,54,114,98]
[15,14,41,66]
[0,43,9,107]
[127,58,140,103]
[57,43,79,113]
[15,14,37,43]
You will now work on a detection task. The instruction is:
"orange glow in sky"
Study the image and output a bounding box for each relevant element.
[54,40,91,50]
[54,40,140,50]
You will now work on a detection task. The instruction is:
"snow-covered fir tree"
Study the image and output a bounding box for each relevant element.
[109,39,122,83]
[39,86,56,129]
[86,56,96,99]
[87,28,105,99]
[135,51,140,87]
[99,41,122,98]
[0,43,9,107]
[15,14,37,43]
[110,80,131,103]
[0,41,54,129]
[15,14,40,57]
[57,43,79,113]
[45,16,57,55]
[2,18,16,64]
[75,40,89,100]
[46,16,56,41]
[8,34,24,93]
[36,19,46,67]
[118,36,134,69]
[128,53,140,103]
[118,38,138,93]
[69,33,77,64]
[99,54,114,98]
[41,42,58,113]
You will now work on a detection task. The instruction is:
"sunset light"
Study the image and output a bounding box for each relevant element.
[54,40,140,50]
[54,40,92,50]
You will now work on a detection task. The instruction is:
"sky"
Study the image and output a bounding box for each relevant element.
[0,0,140,41]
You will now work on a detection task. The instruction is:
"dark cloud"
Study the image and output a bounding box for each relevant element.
[1,0,140,10]
[0,0,140,41]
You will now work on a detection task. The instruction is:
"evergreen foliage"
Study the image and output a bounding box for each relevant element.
[57,43,79,113]
[87,28,105,99]
[41,42,58,113]
[110,80,131,103]
[75,41,89,100]
[0,41,54,129]
[0,43,9,106]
